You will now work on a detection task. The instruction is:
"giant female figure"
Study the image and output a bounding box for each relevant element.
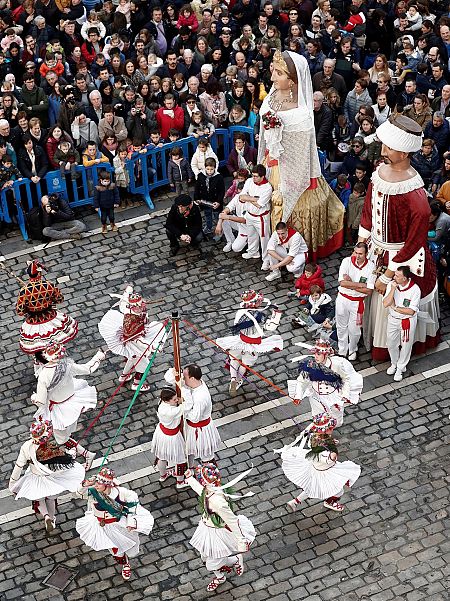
[258,50,344,258]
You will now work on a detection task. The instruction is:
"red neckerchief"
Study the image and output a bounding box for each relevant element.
[279,228,297,245]
[351,256,368,270]
[397,279,415,292]
[254,178,268,185]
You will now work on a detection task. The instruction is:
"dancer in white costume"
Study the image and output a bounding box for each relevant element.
[288,339,363,427]
[185,463,256,592]
[164,364,221,469]
[98,285,168,392]
[76,467,154,581]
[216,289,283,396]
[150,386,188,489]
[9,417,85,533]
[32,342,104,470]
[275,412,361,512]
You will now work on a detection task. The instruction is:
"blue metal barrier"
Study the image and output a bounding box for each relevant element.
[6,126,256,240]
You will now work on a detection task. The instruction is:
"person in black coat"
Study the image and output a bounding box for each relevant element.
[313,92,334,152]
[17,135,49,181]
[194,157,225,234]
[165,193,203,256]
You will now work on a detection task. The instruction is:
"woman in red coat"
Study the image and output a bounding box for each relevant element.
[156,95,185,139]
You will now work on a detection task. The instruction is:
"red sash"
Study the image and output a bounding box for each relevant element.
[339,292,365,326]
[401,318,411,342]
[187,417,211,440]
[159,423,181,436]
[49,394,74,411]
[247,210,270,237]
[240,333,262,344]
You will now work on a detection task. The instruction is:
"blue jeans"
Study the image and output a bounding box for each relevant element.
[203,206,219,231]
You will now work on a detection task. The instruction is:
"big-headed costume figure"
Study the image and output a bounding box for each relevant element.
[358,115,439,360]
[258,50,344,259]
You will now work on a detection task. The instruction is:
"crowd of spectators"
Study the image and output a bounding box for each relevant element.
[0,0,450,288]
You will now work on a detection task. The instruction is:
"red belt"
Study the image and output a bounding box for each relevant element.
[339,292,365,326]
[186,417,211,428]
[247,210,270,237]
[159,423,181,436]
[240,333,262,344]
[187,416,211,440]
[97,516,118,526]
[49,393,74,411]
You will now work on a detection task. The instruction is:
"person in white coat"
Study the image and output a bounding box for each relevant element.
[240,164,273,268]
[216,290,283,396]
[383,265,421,381]
[265,221,308,282]
[32,342,105,471]
[9,417,85,533]
[76,467,154,581]
[164,364,221,469]
[150,386,189,489]
[98,285,168,391]
[335,242,376,360]
[288,339,363,427]
[184,463,256,592]
[275,412,361,512]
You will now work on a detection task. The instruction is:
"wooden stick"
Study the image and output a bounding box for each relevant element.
[0,261,26,286]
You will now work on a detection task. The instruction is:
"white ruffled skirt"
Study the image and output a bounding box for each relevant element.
[151,425,186,465]
[98,310,167,369]
[11,462,85,501]
[34,379,97,432]
[216,334,283,354]
[76,505,154,557]
[186,421,221,460]
[190,515,256,559]
[19,311,78,354]
[280,446,361,499]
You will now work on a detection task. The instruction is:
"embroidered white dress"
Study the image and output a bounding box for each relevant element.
[150,402,186,465]
[9,439,85,500]
[76,485,154,557]
[33,352,103,443]
[187,476,256,560]
[277,429,361,500]
[288,355,363,426]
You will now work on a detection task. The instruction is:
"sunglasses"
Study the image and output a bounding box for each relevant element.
[290,12,298,15]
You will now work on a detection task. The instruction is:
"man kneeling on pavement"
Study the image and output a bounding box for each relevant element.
[165,193,203,256]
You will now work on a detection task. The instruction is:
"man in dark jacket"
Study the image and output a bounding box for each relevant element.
[411,139,441,188]
[312,59,347,100]
[313,91,334,152]
[165,194,203,256]
[20,74,49,128]
[41,193,86,240]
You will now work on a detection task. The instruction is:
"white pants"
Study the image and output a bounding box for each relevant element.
[387,314,417,371]
[268,246,305,275]
[246,215,271,263]
[222,220,248,252]
[230,350,258,382]
[335,294,363,356]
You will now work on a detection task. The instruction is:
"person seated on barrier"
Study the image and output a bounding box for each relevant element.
[165,193,203,256]
[41,193,86,241]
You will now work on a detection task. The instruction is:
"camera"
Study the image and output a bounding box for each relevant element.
[48,193,60,211]
[135,108,142,115]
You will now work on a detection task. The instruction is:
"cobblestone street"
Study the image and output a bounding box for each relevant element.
[0,209,448,601]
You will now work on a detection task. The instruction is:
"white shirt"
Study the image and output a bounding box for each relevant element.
[338,256,376,298]
[267,230,307,257]
[239,178,272,216]
[385,280,420,319]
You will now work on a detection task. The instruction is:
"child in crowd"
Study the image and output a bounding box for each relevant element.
[292,284,334,332]
[190,137,219,178]
[224,168,249,204]
[227,104,248,126]
[291,263,325,303]
[346,181,366,246]
[330,173,351,209]
[194,157,225,235]
[349,163,370,189]
[168,146,194,195]
[54,140,80,181]
[0,154,22,189]
[93,170,120,233]
[113,144,132,207]
[168,128,181,143]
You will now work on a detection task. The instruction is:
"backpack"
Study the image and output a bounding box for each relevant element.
[25,206,46,241]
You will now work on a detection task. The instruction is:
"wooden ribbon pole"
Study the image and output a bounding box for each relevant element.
[0,261,26,286]
[172,310,189,466]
